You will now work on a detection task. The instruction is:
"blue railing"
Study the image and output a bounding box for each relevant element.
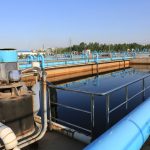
[18,52,136,69]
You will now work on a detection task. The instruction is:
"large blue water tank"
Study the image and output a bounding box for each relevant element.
[0,48,17,62]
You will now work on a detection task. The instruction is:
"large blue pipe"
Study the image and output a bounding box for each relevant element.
[84,98,150,150]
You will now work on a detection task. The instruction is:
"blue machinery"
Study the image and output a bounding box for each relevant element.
[20,54,45,69]
[0,48,18,62]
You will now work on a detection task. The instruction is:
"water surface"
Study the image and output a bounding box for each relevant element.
[50,67,150,138]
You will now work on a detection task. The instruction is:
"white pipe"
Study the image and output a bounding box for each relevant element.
[0,122,20,150]
[51,122,91,144]
[18,70,47,149]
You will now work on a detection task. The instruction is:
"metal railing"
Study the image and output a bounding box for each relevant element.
[18,51,136,69]
[47,73,150,138]
[47,85,95,135]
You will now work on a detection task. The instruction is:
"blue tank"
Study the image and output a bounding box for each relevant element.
[0,48,18,62]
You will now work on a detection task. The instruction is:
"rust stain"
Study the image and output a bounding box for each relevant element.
[22,61,130,86]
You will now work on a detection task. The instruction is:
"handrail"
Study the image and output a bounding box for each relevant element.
[48,85,94,135]
[51,102,91,114]
[102,73,150,95]
[47,73,150,96]
[47,73,150,139]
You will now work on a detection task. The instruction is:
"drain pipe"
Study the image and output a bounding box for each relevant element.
[18,70,47,149]
[0,122,20,150]
[51,122,91,144]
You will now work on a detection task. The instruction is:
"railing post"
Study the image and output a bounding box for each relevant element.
[47,87,52,130]
[96,62,98,75]
[142,78,145,101]
[125,86,128,109]
[106,94,110,128]
[124,60,125,69]
[90,94,95,139]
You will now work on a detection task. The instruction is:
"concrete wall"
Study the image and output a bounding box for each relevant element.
[22,60,129,86]
[130,58,150,65]
[46,61,129,83]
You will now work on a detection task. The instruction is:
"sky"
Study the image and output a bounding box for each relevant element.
[0,0,150,49]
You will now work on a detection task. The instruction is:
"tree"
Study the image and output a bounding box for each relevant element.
[79,42,87,51]
[53,42,150,53]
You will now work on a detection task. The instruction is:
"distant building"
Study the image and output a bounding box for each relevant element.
[46,48,56,55]
[17,49,37,56]
[82,49,91,55]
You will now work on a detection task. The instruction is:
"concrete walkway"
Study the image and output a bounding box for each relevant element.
[23,131,87,150]
[22,131,150,150]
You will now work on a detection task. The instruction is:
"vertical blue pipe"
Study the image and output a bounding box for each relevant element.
[93,52,98,63]
[85,54,89,63]
[37,54,45,69]
[27,55,34,63]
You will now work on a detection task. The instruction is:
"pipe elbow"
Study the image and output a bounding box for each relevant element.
[0,123,19,150]
[27,55,34,63]
[37,54,45,69]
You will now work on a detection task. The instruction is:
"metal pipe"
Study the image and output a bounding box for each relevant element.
[52,117,91,133]
[142,78,145,101]
[47,87,52,131]
[90,94,95,138]
[51,122,91,144]
[18,70,47,149]
[125,86,128,109]
[109,85,150,114]
[84,98,150,150]
[37,54,45,69]
[27,55,34,63]
[103,74,150,95]
[50,102,91,114]
[93,53,98,63]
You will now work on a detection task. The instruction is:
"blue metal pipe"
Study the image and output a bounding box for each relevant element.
[27,55,34,63]
[84,98,150,150]
[92,52,98,63]
[84,54,89,63]
[37,54,45,69]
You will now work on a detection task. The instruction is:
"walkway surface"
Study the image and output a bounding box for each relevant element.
[23,131,87,150]
[142,137,150,150]
[23,131,150,150]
